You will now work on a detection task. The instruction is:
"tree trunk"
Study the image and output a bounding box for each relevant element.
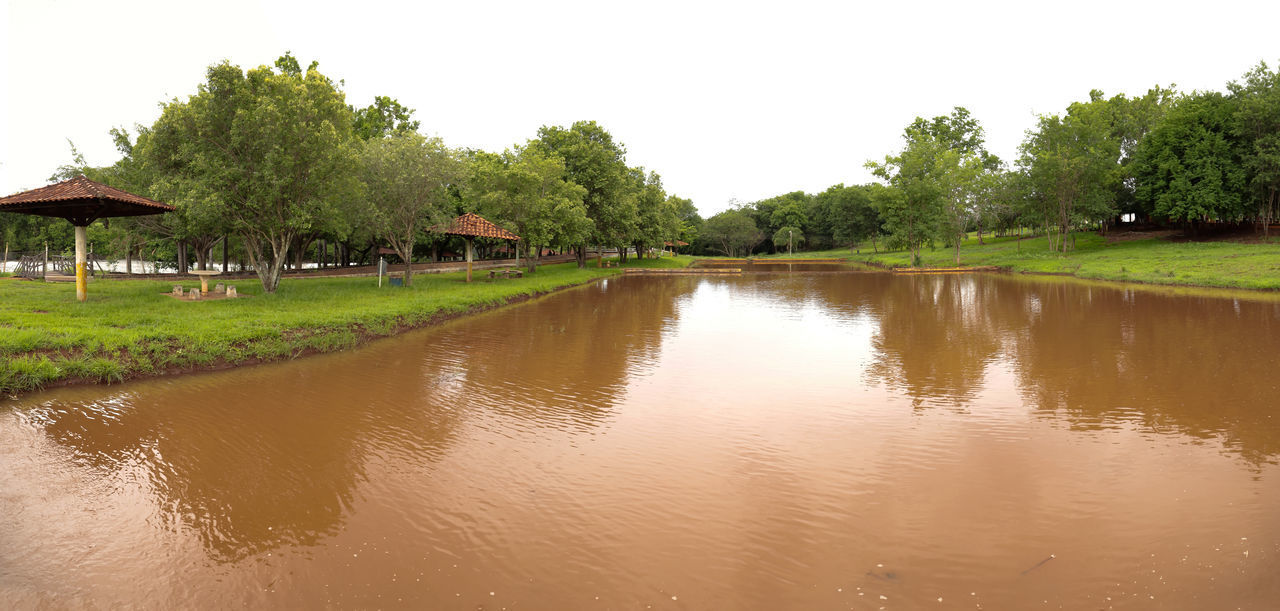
[177,240,189,274]
[244,233,290,293]
[401,247,413,286]
[596,245,604,267]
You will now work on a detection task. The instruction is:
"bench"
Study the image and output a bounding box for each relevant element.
[488,269,524,279]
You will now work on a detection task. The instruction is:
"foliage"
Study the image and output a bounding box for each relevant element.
[532,121,633,263]
[815,184,881,249]
[352,96,420,141]
[359,132,463,285]
[771,226,804,254]
[466,146,591,270]
[701,208,763,257]
[867,127,952,265]
[1017,100,1119,252]
[143,54,360,293]
[1133,91,1247,223]
[1229,61,1280,234]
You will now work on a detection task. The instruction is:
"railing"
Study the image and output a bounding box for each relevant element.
[5,253,103,279]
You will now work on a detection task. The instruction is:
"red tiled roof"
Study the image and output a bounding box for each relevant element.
[435,212,519,240]
[0,175,174,222]
[0,175,173,211]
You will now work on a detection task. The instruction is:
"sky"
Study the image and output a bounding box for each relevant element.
[3,0,1279,217]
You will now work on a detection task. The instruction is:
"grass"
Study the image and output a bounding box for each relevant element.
[0,255,694,395]
[849,232,1280,290]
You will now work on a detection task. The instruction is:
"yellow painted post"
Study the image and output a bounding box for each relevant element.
[465,238,473,283]
[74,225,88,302]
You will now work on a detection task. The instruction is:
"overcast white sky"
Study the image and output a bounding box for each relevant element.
[3,0,1278,217]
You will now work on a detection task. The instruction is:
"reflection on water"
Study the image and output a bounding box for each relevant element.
[2,272,1279,608]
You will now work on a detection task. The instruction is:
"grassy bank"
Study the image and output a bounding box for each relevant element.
[849,232,1280,290]
[0,256,693,395]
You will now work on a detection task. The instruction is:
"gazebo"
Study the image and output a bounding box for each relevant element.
[435,213,519,282]
[0,175,174,301]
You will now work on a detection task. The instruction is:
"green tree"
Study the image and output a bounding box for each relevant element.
[867,129,951,266]
[467,146,591,272]
[702,208,762,257]
[360,132,462,285]
[668,196,701,252]
[532,121,632,267]
[144,55,360,292]
[1133,91,1246,225]
[1229,61,1280,236]
[818,184,882,252]
[352,96,420,141]
[1017,100,1119,252]
[910,107,998,263]
[629,170,679,259]
[772,226,804,255]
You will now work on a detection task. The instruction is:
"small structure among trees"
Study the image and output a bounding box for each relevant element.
[435,213,519,282]
[0,175,173,300]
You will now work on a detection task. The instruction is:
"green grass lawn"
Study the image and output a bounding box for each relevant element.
[0,255,693,395]
[850,232,1280,290]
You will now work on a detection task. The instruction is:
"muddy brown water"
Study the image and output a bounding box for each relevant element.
[3,272,1280,609]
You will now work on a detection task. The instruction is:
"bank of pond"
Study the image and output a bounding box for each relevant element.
[3,231,1279,396]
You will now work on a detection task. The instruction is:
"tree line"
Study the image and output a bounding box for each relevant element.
[0,54,697,291]
[696,61,1280,263]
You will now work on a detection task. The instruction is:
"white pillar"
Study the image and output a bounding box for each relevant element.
[74,225,88,302]
[465,238,473,283]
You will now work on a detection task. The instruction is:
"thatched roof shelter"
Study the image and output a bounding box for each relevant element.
[0,175,174,301]
[434,213,519,282]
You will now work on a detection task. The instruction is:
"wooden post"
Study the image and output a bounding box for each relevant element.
[75,225,88,302]
[2,241,7,274]
[465,238,473,282]
[43,242,48,278]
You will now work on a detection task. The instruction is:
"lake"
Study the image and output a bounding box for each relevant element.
[3,271,1278,608]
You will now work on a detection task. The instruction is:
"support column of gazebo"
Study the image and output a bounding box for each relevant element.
[435,213,520,282]
[0,176,174,301]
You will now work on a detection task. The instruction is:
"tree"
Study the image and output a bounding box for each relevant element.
[1017,101,1119,252]
[911,107,998,263]
[467,146,591,272]
[1133,91,1247,225]
[144,54,360,292]
[748,191,810,252]
[668,196,702,252]
[702,208,762,257]
[360,132,462,285]
[772,226,804,255]
[1229,62,1280,236]
[629,170,679,259]
[867,129,951,266]
[532,121,632,267]
[352,96,420,141]
[818,184,882,251]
